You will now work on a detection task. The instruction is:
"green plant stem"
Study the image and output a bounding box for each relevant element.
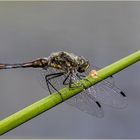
[0,50,140,135]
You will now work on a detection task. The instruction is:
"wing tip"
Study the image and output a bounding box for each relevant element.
[120,91,126,97]
[96,101,102,108]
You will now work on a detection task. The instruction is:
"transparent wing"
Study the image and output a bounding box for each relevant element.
[35,67,104,117]
[66,74,104,118]
[81,64,127,108]
[87,82,127,108]
[66,91,104,118]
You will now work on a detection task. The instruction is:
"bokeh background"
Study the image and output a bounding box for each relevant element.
[0,1,140,138]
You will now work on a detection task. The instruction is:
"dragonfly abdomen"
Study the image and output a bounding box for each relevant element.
[0,58,48,69]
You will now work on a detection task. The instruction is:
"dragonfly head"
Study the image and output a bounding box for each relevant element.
[77,56,89,73]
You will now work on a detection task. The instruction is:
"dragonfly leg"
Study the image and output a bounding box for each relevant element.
[63,72,71,85]
[69,74,73,88]
[76,73,92,88]
[62,72,80,89]
[45,72,65,101]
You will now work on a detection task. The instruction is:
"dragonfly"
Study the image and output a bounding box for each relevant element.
[0,51,127,117]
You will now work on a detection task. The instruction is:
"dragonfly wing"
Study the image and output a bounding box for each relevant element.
[91,80,127,108]
[66,74,104,118]
[81,63,127,108]
[66,91,104,118]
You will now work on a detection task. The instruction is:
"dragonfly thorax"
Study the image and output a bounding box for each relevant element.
[47,51,89,73]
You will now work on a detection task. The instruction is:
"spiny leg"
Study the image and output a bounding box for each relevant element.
[69,73,73,88]
[45,72,65,100]
[45,72,64,94]
[63,72,71,86]
[63,73,74,88]
[66,73,73,88]
[63,73,82,89]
